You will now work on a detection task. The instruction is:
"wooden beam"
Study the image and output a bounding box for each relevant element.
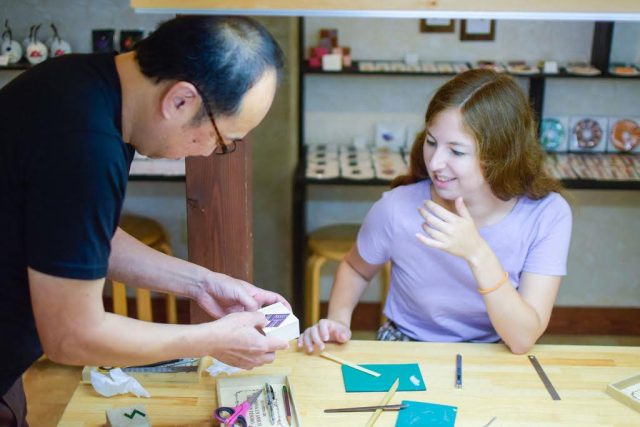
[132,0,640,20]
[186,141,253,324]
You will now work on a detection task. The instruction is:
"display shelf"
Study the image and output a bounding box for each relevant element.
[292,19,639,322]
[303,61,640,80]
[299,153,640,190]
[0,61,31,71]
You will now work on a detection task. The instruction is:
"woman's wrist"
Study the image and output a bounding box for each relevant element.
[466,240,493,269]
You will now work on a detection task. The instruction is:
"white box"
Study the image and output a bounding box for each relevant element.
[321,53,342,71]
[259,302,300,341]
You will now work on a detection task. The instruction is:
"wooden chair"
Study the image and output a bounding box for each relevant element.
[111,214,178,323]
[305,224,390,328]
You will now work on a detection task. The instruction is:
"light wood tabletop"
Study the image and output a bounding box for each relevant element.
[57,340,639,426]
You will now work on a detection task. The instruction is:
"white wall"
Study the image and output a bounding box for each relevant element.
[302,18,640,307]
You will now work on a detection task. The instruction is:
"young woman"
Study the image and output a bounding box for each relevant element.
[299,69,572,354]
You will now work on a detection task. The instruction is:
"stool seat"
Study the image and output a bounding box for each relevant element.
[308,224,359,261]
[120,214,167,248]
[112,214,177,324]
[305,224,390,328]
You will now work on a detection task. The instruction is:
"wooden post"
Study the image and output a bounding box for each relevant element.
[185,141,253,324]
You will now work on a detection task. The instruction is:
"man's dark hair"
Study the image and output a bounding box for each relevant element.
[134,15,284,120]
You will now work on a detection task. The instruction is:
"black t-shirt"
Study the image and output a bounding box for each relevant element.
[0,53,134,394]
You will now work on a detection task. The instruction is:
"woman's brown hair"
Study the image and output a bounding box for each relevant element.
[391,69,562,200]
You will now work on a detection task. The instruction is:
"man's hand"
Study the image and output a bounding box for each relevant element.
[206,312,289,369]
[195,272,291,319]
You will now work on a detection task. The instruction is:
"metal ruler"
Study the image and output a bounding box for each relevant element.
[528,355,561,400]
[122,358,200,373]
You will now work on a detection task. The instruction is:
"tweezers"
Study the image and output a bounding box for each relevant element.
[324,404,408,413]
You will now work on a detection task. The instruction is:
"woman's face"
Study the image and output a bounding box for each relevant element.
[423,108,489,201]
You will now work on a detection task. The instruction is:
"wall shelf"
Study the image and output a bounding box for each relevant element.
[292,19,640,320]
[303,61,640,80]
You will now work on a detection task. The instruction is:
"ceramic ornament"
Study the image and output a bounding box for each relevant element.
[48,23,71,57]
[1,20,22,64]
[22,25,34,51]
[26,24,48,64]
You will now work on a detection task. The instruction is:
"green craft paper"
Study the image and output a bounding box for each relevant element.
[395,400,457,427]
[341,363,426,392]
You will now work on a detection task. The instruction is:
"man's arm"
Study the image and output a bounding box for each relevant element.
[28,268,288,369]
[107,227,290,318]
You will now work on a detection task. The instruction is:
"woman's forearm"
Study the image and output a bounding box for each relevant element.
[468,243,547,354]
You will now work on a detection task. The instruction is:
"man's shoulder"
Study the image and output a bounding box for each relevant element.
[1,53,121,140]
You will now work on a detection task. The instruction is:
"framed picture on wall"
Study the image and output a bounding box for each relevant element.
[420,19,455,33]
[460,19,495,41]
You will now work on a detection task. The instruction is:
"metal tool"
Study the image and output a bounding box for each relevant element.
[528,355,561,400]
[122,358,200,373]
[324,404,407,413]
[265,383,276,424]
[455,354,462,388]
[483,416,497,427]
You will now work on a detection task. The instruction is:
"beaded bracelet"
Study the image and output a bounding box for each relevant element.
[478,272,509,295]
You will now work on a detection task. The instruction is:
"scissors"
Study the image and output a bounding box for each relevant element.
[214,389,263,427]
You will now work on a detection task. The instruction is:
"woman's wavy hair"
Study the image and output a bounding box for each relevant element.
[391,69,562,200]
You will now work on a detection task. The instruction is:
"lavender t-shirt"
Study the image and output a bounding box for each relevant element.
[357,180,572,342]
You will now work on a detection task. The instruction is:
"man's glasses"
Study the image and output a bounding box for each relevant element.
[198,89,238,155]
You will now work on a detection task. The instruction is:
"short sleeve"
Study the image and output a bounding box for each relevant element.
[25,131,129,280]
[357,191,395,265]
[523,194,573,276]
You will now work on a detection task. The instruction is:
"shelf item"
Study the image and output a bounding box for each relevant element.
[565,63,601,76]
[375,123,406,151]
[304,144,409,181]
[545,153,640,181]
[570,117,608,152]
[305,162,339,179]
[420,62,438,73]
[474,60,506,73]
[608,118,640,153]
[609,63,640,77]
[540,117,569,152]
[507,61,540,75]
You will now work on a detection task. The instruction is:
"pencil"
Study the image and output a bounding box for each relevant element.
[364,378,400,427]
[319,351,381,377]
[282,385,292,425]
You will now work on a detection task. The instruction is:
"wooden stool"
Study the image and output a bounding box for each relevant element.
[112,214,177,324]
[305,224,390,328]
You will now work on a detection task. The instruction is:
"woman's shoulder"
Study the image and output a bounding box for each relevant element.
[517,192,572,227]
[382,180,430,203]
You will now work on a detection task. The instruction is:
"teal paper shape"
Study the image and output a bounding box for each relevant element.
[341,363,426,392]
[395,400,457,427]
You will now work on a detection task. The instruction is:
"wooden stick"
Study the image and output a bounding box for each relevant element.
[365,378,400,427]
[319,352,381,377]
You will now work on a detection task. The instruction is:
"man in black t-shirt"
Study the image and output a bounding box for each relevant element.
[0,16,289,425]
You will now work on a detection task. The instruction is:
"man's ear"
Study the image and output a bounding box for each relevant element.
[160,81,199,120]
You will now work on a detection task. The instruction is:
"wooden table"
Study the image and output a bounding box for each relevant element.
[58,341,639,426]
